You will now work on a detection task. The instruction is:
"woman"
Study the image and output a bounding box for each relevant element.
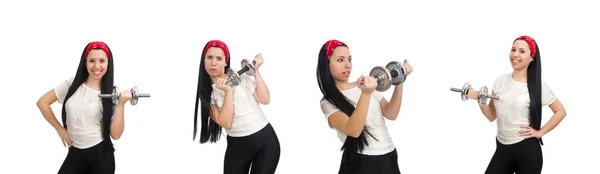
[36,41,131,174]
[466,35,567,174]
[316,39,413,174]
[192,40,280,174]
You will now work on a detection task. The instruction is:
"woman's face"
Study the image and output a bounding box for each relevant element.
[86,49,109,81]
[509,39,533,71]
[328,46,352,83]
[204,46,228,77]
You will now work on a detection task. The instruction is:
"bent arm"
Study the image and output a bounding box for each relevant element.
[327,92,372,138]
[539,99,566,135]
[253,71,270,104]
[110,103,125,140]
[36,89,63,130]
[380,84,404,120]
[210,91,234,129]
[469,89,497,122]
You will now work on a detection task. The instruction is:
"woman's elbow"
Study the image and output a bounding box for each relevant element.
[111,134,122,140]
[260,98,270,105]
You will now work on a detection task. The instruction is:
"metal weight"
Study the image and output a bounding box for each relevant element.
[450,83,472,101]
[226,69,242,86]
[241,59,255,76]
[98,86,151,106]
[386,61,407,85]
[225,59,256,86]
[367,61,408,92]
[478,86,500,104]
[450,83,499,103]
[369,66,392,92]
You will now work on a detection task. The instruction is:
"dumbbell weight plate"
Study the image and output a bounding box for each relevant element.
[112,86,120,105]
[130,86,139,106]
[241,59,255,76]
[385,61,407,85]
[460,83,471,101]
[227,69,241,86]
[478,86,488,105]
[369,66,392,92]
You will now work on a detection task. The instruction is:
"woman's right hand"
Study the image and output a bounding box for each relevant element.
[56,127,72,147]
[467,88,478,100]
[357,75,377,93]
[215,78,232,92]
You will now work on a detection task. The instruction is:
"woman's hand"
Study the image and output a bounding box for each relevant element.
[56,127,72,147]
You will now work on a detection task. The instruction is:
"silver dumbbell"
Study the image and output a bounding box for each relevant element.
[98,86,151,106]
[450,83,499,104]
[368,61,407,92]
[226,59,256,86]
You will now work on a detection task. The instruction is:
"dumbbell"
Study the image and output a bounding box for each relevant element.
[367,61,407,92]
[225,59,256,86]
[98,86,151,106]
[450,83,500,104]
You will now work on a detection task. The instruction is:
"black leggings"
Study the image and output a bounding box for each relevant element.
[485,138,543,174]
[58,141,115,174]
[338,148,401,174]
[224,123,281,174]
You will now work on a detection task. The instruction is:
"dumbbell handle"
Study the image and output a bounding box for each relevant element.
[449,87,500,100]
[225,61,256,84]
[483,95,500,100]
[98,94,151,98]
[450,87,463,92]
[98,94,114,98]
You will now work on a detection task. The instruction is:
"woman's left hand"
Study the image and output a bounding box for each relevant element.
[119,90,133,106]
[520,125,544,139]
[254,53,264,71]
[403,59,413,76]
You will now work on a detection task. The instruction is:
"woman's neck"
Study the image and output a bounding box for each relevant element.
[512,69,528,83]
[335,80,354,91]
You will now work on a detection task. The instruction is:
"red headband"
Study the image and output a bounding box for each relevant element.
[84,41,111,59]
[325,39,347,60]
[203,40,230,62]
[517,35,537,59]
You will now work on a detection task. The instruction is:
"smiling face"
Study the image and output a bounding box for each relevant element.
[509,39,534,71]
[328,46,352,83]
[203,46,228,78]
[86,49,109,80]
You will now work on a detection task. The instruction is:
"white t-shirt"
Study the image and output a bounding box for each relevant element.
[55,77,109,149]
[209,75,269,137]
[320,85,396,155]
[492,73,557,145]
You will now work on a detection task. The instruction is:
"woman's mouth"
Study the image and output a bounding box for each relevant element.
[343,71,350,77]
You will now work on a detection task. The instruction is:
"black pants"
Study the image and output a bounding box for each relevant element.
[485,138,543,174]
[338,148,401,174]
[224,123,281,174]
[58,141,115,174]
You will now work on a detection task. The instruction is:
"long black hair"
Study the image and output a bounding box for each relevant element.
[193,42,231,144]
[515,38,544,145]
[61,43,115,153]
[316,42,377,161]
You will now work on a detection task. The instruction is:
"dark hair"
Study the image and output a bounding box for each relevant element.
[61,43,115,153]
[316,42,377,161]
[515,38,544,145]
[193,43,231,144]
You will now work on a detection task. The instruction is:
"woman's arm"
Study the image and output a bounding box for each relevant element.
[253,71,270,105]
[539,99,566,135]
[110,103,125,140]
[379,84,404,120]
[36,89,63,130]
[210,90,234,129]
[468,89,498,122]
[327,91,373,138]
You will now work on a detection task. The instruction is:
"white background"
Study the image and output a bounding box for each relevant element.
[1,0,598,173]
